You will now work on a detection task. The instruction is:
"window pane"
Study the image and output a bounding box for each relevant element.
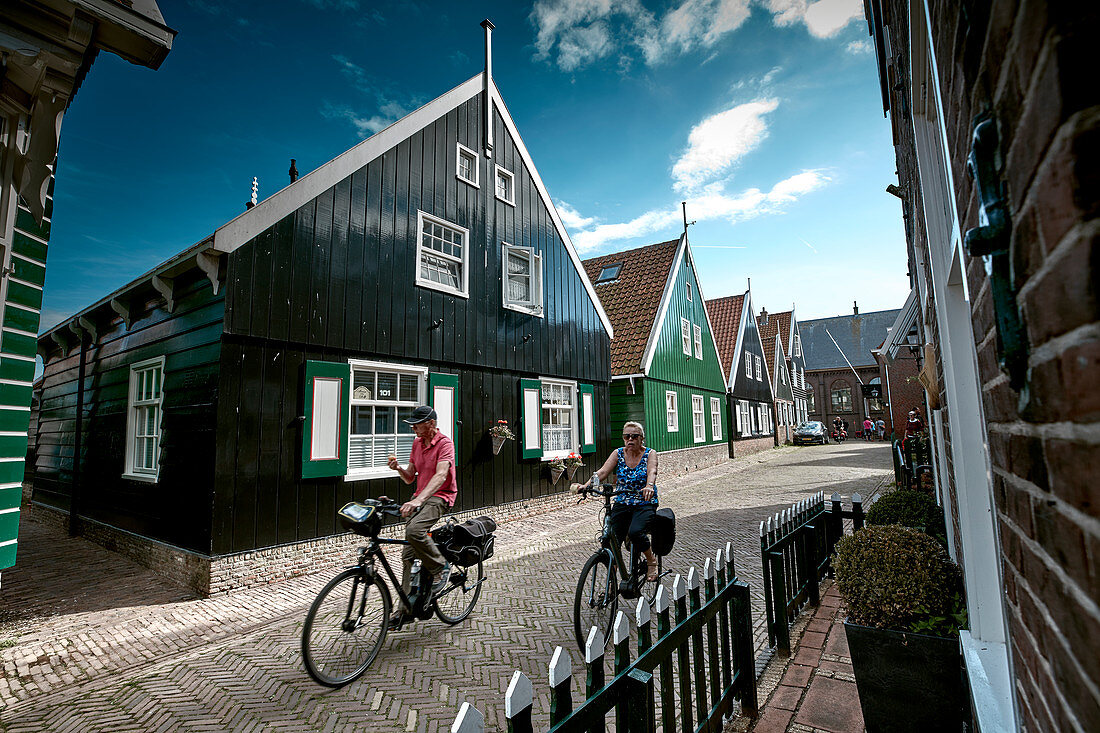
[375,406,396,435]
[398,375,418,402]
[353,406,374,434]
[353,370,375,399]
[397,407,416,433]
[376,372,398,401]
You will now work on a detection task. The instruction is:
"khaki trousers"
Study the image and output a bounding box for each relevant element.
[399,496,449,610]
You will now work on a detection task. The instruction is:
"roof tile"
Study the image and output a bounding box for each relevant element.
[705,293,745,380]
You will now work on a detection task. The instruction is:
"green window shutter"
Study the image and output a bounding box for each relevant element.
[301,360,350,479]
[429,372,459,455]
[578,384,596,454]
[519,378,543,459]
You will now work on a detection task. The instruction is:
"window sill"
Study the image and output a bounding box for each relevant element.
[456,174,479,188]
[122,472,158,484]
[345,468,401,481]
[541,451,577,462]
[959,632,1016,733]
[504,302,544,318]
[495,194,515,207]
[415,278,468,299]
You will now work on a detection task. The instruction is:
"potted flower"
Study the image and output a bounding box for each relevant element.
[488,420,515,455]
[834,525,970,732]
[564,452,584,480]
[547,456,565,485]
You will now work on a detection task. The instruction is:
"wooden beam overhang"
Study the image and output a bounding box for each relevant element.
[151,274,174,313]
[109,297,131,328]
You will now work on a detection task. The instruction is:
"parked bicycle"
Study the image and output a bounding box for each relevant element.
[300,499,491,687]
[571,476,675,652]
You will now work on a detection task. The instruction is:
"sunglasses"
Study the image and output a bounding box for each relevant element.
[622,433,642,440]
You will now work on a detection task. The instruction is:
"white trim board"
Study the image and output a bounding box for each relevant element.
[640,232,687,374]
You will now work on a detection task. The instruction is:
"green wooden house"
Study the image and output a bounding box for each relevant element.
[582,235,728,454]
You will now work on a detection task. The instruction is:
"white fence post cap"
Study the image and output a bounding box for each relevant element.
[724,542,732,563]
[613,610,630,645]
[703,558,714,580]
[687,566,699,590]
[635,596,651,625]
[505,671,533,718]
[853,492,862,503]
[655,584,670,612]
[451,702,484,733]
[672,574,686,600]
[549,646,572,687]
[585,626,604,663]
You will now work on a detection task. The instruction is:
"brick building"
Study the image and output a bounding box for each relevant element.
[799,306,900,438]
[866,1,1098,730]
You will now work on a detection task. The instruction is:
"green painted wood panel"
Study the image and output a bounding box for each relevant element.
[5,281,42,311]
[0,462,25,484]
[0,408,31,433]
[647,251,726,393]
[0,487,20,511]
[12,231,47,262]
[3,305,39,333]
[0,510,18,542]
[0,542,15,569]
[610,380,645,430]
[15,209,49,240]
[0,357,35,383]
[641,377,727,452]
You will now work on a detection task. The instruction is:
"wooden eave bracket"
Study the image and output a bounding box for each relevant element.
[110,298,132,328]
[36,340,54,363]
[50,329,71,354]
[77,316,98,343]
[152,274,175,313]
[195,250,221,295]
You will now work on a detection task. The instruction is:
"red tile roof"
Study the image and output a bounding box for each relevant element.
[757,309,793,353]
[582,239,680,374]
[705,293,746,381]
[762,335,779,386]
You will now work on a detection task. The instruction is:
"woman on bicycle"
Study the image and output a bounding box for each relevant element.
[572,421,660,581]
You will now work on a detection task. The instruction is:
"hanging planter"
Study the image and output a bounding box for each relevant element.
[548,457,566,484]
[488,420,515,456]
[565,452,584,480]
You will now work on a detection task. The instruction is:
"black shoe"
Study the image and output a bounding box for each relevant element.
[431,563,452,596]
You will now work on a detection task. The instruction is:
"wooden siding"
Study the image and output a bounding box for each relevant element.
[647,255,727,394]
[213,94,611,554]
[731,313,773,403]
[610,380,645,430]
[33,270,223,552]
[641,378,727,453]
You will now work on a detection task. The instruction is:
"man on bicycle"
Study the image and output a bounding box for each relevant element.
[385,405,457,627]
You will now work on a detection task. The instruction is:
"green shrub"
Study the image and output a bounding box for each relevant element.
[834,525,965,636]
[865,490,947,543]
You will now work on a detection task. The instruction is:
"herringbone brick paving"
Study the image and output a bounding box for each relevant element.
[0,443,891,731]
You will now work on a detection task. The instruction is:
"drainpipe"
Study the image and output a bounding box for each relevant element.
[68,329,88,536]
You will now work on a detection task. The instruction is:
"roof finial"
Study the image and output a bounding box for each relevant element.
[246,176,258,210]
[681,201,695,236]
[482,19,495,158]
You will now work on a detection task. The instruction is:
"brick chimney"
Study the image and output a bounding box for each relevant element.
[760,307,769,325]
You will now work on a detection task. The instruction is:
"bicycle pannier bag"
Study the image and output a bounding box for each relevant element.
[447,515,497,566]
[651,507,676,556]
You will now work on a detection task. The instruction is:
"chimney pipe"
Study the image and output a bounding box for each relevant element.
[481,19,495,158]
[853,300,859,315]
[289,159,299,183]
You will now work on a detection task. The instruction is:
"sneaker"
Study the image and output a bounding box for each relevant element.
[431,563,452,595]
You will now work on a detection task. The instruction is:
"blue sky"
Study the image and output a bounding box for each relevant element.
[42,0,907,335]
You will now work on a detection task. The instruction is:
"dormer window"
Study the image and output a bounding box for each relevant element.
[495,165,515,206]
[456,143,479,187]
[596,263,622,283]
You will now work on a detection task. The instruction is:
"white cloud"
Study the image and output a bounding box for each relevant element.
[320,102,404,137]
[557,200,598,229]
[846,39,873,54]
[764,0,863,38]
[672,98,779,192]
[568,169,830,252]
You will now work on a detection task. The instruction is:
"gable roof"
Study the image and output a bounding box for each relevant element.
[758,309,794,356]
[582,239,680,374]
[706,292,745,382]
[762,333,783,389]
[41,71,614,346]
[799,309,902,371]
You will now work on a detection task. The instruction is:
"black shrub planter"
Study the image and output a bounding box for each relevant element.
[844,621,972,733]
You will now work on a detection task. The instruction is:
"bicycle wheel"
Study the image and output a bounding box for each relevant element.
[574,551,618,652]
[302,568,391,687]
[645,554,672,605]
[433,560,484,624]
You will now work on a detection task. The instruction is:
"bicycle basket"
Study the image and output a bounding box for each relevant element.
[651,507,676,556]
[446,515,497,566]
[338,501,382,537]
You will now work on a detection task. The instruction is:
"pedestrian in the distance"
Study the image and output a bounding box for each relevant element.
[863,417,873,440]
[876,418,886,440]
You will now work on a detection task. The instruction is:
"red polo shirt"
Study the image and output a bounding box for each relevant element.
[409,430,458,506]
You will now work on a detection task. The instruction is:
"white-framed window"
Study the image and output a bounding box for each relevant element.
[710,397,722,440]
[744,350,752,378]
[541,378,577,458]
[666,390,678,432]
[755,355,762,381]
[502,243,543,315]
[416,211,469,298]
[348,360,426,478]
[693,324,703,359]
[739,402,751,435]
[681,318,691,355]
[692,395,705,443]
[686,281,692,301]
[456,143,479,187]
[795,334,801,357]
[495,164,515,206]
[124,356,165,482]
[780,367,786,384]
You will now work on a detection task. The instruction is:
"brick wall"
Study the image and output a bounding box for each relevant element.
[883,354,923,438]
[806,366,883,436]
[880,1,1099,730]
[729,435,774,459]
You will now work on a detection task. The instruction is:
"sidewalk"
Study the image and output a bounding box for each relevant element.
[737,582,865,733]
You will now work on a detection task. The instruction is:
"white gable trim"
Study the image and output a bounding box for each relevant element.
[488,82,613,338]
[744,293,774,398]
[728,291,749,389]
[686,238,728,386]
[640,232,687,374]
[212,74,484,254]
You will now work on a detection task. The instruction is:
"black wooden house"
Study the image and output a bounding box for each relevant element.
[31,31,613,592]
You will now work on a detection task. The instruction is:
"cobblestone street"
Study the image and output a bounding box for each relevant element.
[0,442,892,732]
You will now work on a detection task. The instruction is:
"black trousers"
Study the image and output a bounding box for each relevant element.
[610,503,656,554]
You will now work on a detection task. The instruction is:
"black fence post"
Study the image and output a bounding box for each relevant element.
[625,668,655,733]
[760,519,776,648]
[614,611,632,733]
[688,568,708,727]
[673,575,694,733]
[733,581,759,717]
[768,550,790,655]
[805,519,820,607]
[654,586,675,733]
[703,559,721,710]
[549,646,573,727]
[505,671,534,733]
[852,493,864,531]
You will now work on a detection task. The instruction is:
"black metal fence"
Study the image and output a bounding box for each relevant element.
[760,492,866,655]
[450,542,757,732]
[894,437,933,491]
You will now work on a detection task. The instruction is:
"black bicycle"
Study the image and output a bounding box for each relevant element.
[301,499,486,687]
[572,477,673,652]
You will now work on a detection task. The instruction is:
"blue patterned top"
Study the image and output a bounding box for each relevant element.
[613,448,658,506]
